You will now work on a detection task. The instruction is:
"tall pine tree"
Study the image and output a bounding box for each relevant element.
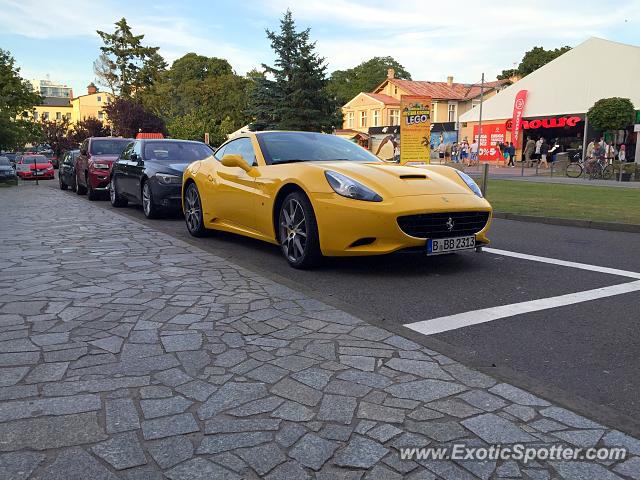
[248,10,336,132]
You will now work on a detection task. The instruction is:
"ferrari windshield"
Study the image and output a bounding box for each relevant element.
[257,131,381,165]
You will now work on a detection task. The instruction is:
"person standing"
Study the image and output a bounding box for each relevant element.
[470,140,479,165]
[460,140,470,165]
[586,139,595,160]
[619,144,626,162]
[524,136,535,167]
[507,142,516,167]
[535,136,543,162]
[540,138,549,168]
[605,142,616,164]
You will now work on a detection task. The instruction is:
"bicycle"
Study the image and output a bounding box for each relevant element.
[586,159,614,180]
[565,152,584,178]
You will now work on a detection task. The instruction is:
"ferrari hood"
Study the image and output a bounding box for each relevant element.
[310,162,473,197]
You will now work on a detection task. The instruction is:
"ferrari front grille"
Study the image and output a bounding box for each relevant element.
[397,211,490,239]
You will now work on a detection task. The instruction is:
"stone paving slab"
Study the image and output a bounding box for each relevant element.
[0,184,639,479]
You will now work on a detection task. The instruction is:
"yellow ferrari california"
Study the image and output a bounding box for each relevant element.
[182,131,492,268]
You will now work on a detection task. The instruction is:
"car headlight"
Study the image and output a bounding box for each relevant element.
[155,173,181,185]
[325,171,382,202]
[92,163,110,170]
[456,170,483,198]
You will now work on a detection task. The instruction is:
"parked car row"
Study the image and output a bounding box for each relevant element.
[15,154,55,180]
[60,132,493,269]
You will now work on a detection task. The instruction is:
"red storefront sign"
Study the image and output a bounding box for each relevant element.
[511,90,528,147]
[521,115,582,129]
[473,123,506,161]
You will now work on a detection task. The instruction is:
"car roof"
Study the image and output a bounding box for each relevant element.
[140,139,205,144]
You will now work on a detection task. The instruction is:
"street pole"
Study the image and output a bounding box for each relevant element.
[477,73,485,172]
[581,116,589,162]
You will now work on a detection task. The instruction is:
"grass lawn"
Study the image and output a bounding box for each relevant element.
[485,180,640,225]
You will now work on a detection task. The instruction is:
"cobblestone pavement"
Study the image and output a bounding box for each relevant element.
[1,184,639,480]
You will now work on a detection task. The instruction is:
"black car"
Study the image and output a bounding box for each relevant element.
[0,157,17,183]
[59,149,80,191]
[109,139,213,218]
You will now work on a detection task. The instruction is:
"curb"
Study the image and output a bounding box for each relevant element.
[494,211,640,233]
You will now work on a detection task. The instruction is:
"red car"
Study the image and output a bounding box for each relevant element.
[75,137,133,200]
[16,155,55,180]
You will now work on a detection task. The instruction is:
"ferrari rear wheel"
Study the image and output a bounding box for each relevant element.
[184,183,206,237]
[278,191,321,269]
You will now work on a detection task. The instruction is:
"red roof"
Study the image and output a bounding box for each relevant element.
[135,132,164,139]
[364,93,401,105]
[382,79,509,100]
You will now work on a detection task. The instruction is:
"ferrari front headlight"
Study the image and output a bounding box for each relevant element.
[456,170,483,198]
[325,171,382,202]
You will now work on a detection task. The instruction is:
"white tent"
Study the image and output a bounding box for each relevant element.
[460,37,640,122]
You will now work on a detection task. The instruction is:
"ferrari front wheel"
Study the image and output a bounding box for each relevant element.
[184,182,206,237]
[278,191,321,269]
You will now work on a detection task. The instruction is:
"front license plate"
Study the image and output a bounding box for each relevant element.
[427,235,475,255]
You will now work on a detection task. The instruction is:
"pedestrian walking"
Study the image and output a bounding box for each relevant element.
[507,142,516,167]
[470,140,479,165]
[524,136,535,167]
[619,144,626,162]
[460,140,470,165]
[451,142,460,163]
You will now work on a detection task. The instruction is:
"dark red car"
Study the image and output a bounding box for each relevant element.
[16,154,55,180]
[75,137,133,200]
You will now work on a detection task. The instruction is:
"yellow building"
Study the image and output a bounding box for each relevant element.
[25,83,113,125]
[342,69,509,134]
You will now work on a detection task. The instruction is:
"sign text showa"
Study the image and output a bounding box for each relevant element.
[404,104,431,125]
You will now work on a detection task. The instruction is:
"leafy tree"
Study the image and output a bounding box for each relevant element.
[39,118,76,157]
[96,18,160,96]
[93,53,119,95]
[498,46,571,79]
[135,52,168,90]
[496,68,519,81]
[248,10,336,132]
[587,97,636,138]
[0,49,42,150]
[103,97,166,137]
[327,56,412,106]
[72,117,109,141]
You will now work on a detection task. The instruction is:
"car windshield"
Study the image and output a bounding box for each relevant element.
[143,142,212,163]
[257,132,381,165]
[0,158,10,166]
[90,139,131,155]
[22,156,47,164]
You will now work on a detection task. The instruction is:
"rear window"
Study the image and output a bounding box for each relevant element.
[21,156,47,164]
[143,142,212,163]
[90,139,131,155]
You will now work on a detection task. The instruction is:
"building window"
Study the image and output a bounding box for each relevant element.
[42,112,49,121]
[33,111,39,121]
[360,111,367,128]
[98,111,104,120]
[394,86,398,95]
[347,112,354,128]
[66,113,71,120]
[56,112,62,120]
[471,100,481,109]
[97,96,102,102]
[448,104,456,122]
[373,110,379,127]
[389,109,399,126]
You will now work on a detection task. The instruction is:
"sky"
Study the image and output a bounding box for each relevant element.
[0,0,638,97]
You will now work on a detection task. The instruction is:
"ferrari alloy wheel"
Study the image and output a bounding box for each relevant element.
[142,181,158,219]
[184,183,205,237]
[109,177,127,208]
[278,191,321,269]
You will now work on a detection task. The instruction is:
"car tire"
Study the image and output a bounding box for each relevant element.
[141,181,159,219]
[59,174,67,190]
[278,191,322,269]
[109,176,128,208]
[76,172,87,195]
[87,174,99,201]
[184,182,206,237]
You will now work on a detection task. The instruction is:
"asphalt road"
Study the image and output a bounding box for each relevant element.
[41,177,640,436]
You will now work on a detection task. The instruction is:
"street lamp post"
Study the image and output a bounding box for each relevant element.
[477,73,485,171]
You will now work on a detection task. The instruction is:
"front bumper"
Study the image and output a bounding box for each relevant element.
[150,180,182,209]
[18,170,54,179]
[88,169,111,189]
[312,192,492,256]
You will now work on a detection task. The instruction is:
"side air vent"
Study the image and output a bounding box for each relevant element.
[349,237,376,248]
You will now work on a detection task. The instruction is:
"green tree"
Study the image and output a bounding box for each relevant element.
[103,97,166,137]
[39,118,76,157]
[72,118,109,142]
[96,18,161,96]
[0,49,42,150]
[587,97,636,139]
[327,56,412,106]
[248,10,336,132]
[498,45,571,79]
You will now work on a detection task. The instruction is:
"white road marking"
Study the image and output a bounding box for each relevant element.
[404,248,640,335]
[405,280,640,335]
[484,247,640,279]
